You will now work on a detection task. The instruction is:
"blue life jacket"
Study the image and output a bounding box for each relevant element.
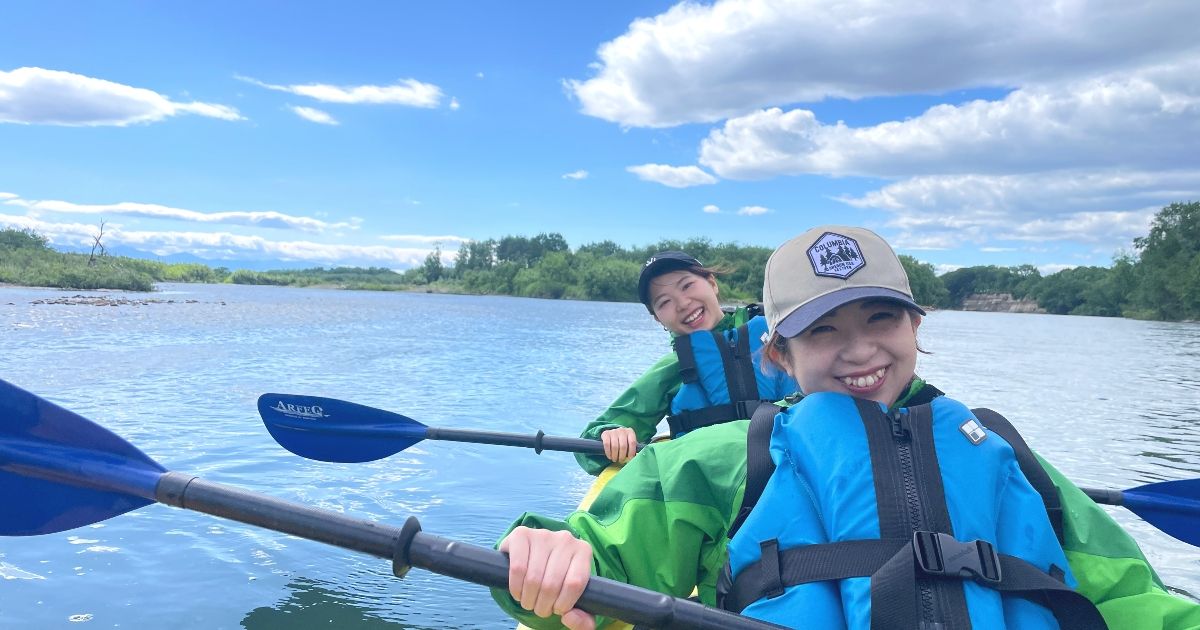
[718,392,1106,629]
[667,314,798,438]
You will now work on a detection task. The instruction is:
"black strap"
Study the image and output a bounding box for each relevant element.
[667,400,771,437]
[726,324,761,406]
[673,334,699,384]
[727,401,782,539]
[972,408,1065,544]
[723,534,1106,629]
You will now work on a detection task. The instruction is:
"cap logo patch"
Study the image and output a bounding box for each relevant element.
[959,419,988,445]
[807,232,864,279]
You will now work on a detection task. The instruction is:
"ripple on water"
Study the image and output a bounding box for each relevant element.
[1,286,1196,628]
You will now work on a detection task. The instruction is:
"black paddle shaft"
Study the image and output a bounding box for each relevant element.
[424,427,645,455]
[153,472,780,630]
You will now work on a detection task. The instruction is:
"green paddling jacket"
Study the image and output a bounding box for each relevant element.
[575,306,758,475]
[498,390,1200,629]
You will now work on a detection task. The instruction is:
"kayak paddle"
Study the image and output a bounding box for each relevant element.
[1082,483,1200,548]
[258,392,645,463]
[0,378,783,630]
[260,394,1200,548]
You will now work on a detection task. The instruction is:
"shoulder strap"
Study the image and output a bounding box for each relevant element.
[672,334,699,384]
[728,401,780,539]
[971,408,1065,544]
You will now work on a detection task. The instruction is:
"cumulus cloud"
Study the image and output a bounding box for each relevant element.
[5,195,359,233]
[626,163,717,188]
[378,234,470,245]
[0,67,243,126]
[238,75,443,108]
[290,106,338,125]
[0,192,17,200]
[568,0,1200,127]
[737,205,770,216]
[449,97,460,110]
[699,63,1200,180]
[849,170,1171,253]
[702,204,720,213]
[562,169,589,180]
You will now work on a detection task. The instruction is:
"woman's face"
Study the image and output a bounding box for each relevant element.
[781,299,921,405]
[649,270,722,335]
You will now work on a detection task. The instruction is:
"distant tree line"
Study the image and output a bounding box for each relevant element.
[2,201,1197,321]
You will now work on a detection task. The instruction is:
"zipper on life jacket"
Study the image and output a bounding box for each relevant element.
[890,409,940,628]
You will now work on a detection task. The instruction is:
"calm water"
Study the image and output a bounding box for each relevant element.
[1,283,1198,628]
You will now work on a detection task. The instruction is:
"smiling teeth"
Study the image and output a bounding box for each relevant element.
[683,308,703,324]
[842,368,886,389]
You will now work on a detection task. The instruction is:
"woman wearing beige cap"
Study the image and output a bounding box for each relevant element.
[494,227,1196,630]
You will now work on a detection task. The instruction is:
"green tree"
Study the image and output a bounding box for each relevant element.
[1130,201,1200,320]
[422,247,444,283]
[899,255,948,307]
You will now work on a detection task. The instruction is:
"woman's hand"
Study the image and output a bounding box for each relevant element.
[500,526,596,630]
[600,427,638,464]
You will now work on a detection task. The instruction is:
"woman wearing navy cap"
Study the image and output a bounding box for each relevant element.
[576,251,797,473]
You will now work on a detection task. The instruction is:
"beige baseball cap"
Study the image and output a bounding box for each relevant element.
[764,225,925,338]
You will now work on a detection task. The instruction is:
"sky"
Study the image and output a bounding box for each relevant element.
[2,0,1198,275]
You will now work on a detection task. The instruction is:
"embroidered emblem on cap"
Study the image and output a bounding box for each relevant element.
[959,419,988,445]
[807,232,865,279]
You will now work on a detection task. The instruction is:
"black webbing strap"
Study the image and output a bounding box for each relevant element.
[673,334,699,384]
[723,534,1106,629]
[727,324,761,406]
[721,538,909,612]
[667,400,771,437]
[727,401,782,539]
[972,407,1065,544]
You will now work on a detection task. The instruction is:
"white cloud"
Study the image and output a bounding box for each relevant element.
[702,204,720,213]
[0,192,17,200]
[1039,263,1078,275]
[626,163,717,188]
[0,67,243,126]
[476,72,485,79]
[290,106,338,125]
[699,63,1200,180]
[568,0,1200,127]
[0,213,441,268]
[737,205,770,216]
[562,170,589,180]
[238,75,443,108]
[5,195,359,233]
[378,234,470,245]
[449,97,461,110]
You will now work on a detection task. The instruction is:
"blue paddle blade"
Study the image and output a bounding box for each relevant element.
[258,394,428,463]
[0,379,166,536]
[1121,478,1200,547]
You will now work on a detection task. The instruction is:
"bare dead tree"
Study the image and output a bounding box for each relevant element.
[88,220,107,267]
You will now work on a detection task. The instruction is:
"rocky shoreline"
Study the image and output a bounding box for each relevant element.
[27,294,202,307]
[959,292,1045,314]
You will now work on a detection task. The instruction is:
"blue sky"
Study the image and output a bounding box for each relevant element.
[2,1,1198,275]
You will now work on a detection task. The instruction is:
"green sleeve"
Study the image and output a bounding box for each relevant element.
[1039,455,1200,629]
[574,351,683,475]
[495,423,749,629]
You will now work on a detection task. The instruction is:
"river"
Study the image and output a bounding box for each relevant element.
[1,283,1197,628]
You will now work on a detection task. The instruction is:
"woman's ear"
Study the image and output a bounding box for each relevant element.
[910,313,923,333]
[707,274,719,295]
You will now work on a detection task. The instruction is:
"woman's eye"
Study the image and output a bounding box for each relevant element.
[682,281,694,291]
[808,325,834,335]
[868,311,896,323]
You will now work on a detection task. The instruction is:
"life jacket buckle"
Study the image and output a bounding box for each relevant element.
[912,531,1002,585]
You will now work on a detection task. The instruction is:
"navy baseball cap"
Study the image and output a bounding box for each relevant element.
[637,251,704,310]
